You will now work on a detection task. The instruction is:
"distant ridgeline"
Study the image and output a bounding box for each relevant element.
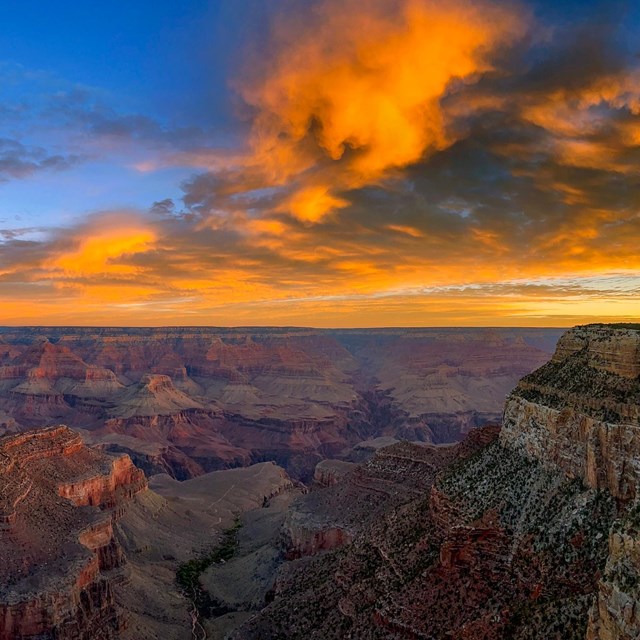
[0,326,562,481]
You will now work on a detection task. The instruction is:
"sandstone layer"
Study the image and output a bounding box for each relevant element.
[0,426,146,640]
[0,327,560,480]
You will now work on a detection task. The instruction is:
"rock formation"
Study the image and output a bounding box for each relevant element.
[0,327,560,480]
[0,426,146,640]
[502,324,640,502]
[0,423,298,640]
[313,459,357,486]
[500,324,640,640]
[232,324,640,640]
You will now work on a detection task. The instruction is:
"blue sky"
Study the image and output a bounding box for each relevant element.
[0,0,639,326]
[0,1,249,228]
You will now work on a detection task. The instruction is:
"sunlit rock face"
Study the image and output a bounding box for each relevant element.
[0,327,561,481]
[0,426,146,640]
[501,324,640,502]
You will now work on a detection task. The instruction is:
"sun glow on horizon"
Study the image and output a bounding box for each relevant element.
[0,0,639,326]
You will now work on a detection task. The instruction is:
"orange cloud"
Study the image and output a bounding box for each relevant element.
[51,219,156,277]
[3,4,640,328]
[236,0,527,220]
[517,70,640,173]
[284,186,349,223]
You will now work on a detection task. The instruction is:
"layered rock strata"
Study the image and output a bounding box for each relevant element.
[501,325,640,503]
[499,324,640,640]
[0,426,146,640]
[0,327,560,479]
[234,324,640,639]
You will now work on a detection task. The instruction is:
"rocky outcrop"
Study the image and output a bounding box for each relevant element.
[502,395,640,503]
[111,374,204,419]
[57,453,147,508]
[284,523,353,558]
[552,325,640,378]
[501,324,640,502]
[0,425,146,640]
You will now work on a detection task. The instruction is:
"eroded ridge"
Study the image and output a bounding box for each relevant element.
[0,425,146,640]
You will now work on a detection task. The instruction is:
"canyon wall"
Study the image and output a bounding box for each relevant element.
[499,324,640,640]
[234,324,640,639]
[0,424,299,640]
[0,327,560,480]
[501,325,640,503]
[0,426,146,640]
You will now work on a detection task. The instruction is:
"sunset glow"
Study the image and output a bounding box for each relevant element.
[0,0,639,326]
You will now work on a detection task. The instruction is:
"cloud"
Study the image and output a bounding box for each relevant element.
[0,62,221,187]
[49,214,156,277]
[179,0,529,222]
[2,2,640,326]
[0,196,638,327]
[0,137,81,182]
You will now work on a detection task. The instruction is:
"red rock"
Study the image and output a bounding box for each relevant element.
[0,328,560,479]
[0,425,146,640]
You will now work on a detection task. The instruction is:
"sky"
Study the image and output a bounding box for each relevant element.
[0,0,639,327]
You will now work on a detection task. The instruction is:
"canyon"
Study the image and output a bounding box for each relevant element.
[1,323,639,639]
[0,424,297,640]
[0,327,560,480]
[223,324,640,639]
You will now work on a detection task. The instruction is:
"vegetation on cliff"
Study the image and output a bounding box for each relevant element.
[176,516,242,618]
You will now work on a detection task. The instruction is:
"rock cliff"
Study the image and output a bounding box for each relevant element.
[313,459,357,486]
[0,426,146,640]
[233,324,640,639]
[501,324,640,503]
[500,324,640,640]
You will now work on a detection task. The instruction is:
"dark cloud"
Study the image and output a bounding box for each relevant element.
[0,138,81,182]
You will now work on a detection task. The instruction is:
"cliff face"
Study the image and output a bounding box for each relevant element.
[499,325,640,640]
[501,325,640,503]
[0,426,146,640]
[552,326,640,379]
[493,325,640,640]
[0,327,560,480]
[588,511,640,640]
[313,459,357,487]
[233,324,640,640]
